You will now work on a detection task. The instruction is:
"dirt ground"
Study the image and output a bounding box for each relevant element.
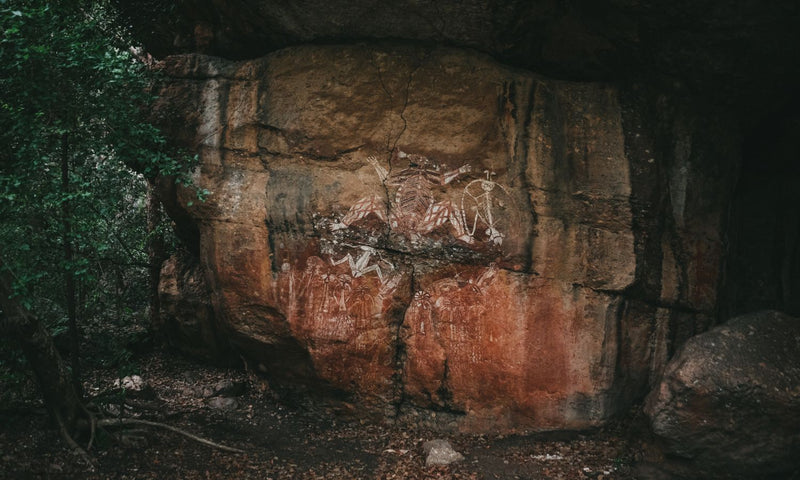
[0,349,650,479]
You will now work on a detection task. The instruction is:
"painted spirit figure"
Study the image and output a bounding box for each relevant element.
[461,170,512,246]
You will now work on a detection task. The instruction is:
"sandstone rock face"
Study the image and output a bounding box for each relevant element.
[644,311,800,478]
[154,45,733,431]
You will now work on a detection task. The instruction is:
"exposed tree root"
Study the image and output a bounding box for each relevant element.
[57,415,96,470]
[82,404,97,451]
[97,418,245,453]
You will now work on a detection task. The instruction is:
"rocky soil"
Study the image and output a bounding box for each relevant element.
[0,348,647,479]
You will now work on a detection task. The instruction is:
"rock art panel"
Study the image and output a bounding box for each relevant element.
[403,266,620,430]
[337,153,474,244]
[328,149,522,259]
[274,251,403,401]
[263,144,526,405]
[153,45,732,431]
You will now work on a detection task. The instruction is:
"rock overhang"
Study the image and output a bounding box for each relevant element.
[119,0,800,119]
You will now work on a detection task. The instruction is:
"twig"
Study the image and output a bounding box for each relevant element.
[97,418,245,453]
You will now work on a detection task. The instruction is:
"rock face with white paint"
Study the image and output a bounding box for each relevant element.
[154,45,735,431]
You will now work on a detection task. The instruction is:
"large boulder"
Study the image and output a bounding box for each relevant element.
[151,44,735,431]
[644,310,800,478]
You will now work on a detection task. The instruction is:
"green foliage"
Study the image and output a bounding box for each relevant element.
[0,0,190,362]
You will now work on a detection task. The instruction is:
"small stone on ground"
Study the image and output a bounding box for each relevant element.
[423,439,465,466]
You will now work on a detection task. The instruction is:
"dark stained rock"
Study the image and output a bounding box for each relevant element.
[158,253,229,362]
[150,45,736,432]
[644,310,800,478]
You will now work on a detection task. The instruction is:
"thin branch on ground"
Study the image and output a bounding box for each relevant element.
[97,418,245,453]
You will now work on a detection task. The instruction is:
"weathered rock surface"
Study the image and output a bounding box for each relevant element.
[153,44,734,431]
[644,310,800,478]
[158,253,228,361]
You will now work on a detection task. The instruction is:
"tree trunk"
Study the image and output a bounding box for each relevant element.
[146,180,166,336]
[60,132,81,396]
[0,259,83,433]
